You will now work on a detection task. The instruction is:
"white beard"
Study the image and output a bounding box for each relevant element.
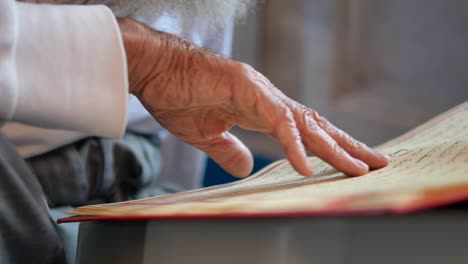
[21,0,256,27]
[110,0,256,25]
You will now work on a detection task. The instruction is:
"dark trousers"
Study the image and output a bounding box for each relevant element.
[27,133,164,208]
[0,133,67,263]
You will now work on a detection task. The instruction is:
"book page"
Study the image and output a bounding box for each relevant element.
[70,138,468,216]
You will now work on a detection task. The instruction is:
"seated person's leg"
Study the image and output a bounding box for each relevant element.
[0,133,66,264]
[18,132,165,264]
[26,132,163,208]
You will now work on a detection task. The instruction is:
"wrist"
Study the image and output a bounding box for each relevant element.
[117,18,192,96]
[117,18,146,95]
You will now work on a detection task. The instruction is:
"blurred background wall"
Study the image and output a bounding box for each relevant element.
[204,0,468,185]
[232,0,468,157]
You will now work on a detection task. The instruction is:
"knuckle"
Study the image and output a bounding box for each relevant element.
[347,136,367,149]
[301,111,321,135]
[279,108,295,125]
[311,110,328,128]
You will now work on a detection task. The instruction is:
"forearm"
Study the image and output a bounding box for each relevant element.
[117,18,194,96]
[117,17,233,105]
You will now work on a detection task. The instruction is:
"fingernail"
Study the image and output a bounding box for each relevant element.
[354,159,369,171]
[375,151,390,161]
[307,161,315,176]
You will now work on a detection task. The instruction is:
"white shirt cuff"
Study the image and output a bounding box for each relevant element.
[13,3,128,138]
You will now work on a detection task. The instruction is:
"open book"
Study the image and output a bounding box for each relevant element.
[60,101,468,223]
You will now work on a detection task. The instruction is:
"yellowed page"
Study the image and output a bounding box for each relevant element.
[70,138,468,216]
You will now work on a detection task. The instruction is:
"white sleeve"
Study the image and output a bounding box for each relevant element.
[0,0,128,138]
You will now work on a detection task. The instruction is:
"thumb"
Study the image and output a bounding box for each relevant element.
[192,132,254,178]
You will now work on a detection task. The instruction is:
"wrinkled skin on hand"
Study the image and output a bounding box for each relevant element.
[118,18,389,178]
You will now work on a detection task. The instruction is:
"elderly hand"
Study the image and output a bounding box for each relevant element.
[118,18,389,178]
